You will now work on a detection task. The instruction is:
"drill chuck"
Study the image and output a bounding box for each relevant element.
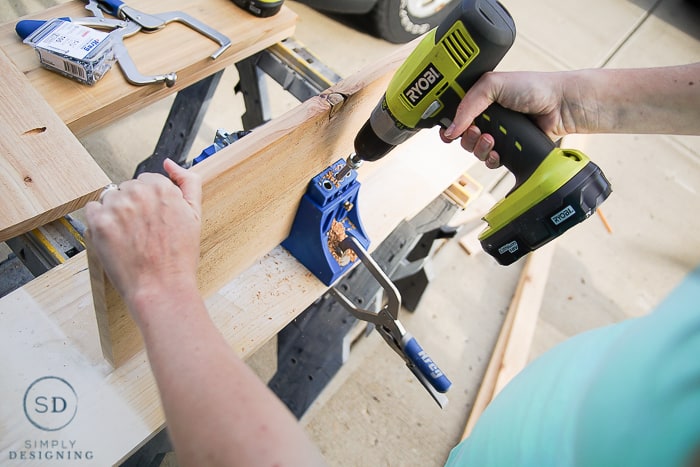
[353,97,419,162]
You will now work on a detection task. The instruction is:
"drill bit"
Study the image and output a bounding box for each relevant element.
[335,153,363,181]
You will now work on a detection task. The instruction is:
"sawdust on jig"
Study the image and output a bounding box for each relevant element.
[328,219,357,265]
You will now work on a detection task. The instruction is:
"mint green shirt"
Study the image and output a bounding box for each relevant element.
[446,267,700,467]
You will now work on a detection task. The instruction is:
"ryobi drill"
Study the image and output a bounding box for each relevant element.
[340,0,612,265]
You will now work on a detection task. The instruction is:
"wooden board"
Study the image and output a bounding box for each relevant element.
[0,118,471,467]
[88,38,474,366]
[0,47,110,242]
[0,0,298,137]
[461,242,555,440]
[493,241,555,396]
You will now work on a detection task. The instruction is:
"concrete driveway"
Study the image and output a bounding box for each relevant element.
[1,0,699,465]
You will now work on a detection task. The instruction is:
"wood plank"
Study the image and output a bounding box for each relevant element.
[460,242,555,440]
[0,105,471,467]
[443,172,482,208]
[0,0,297,137]
[0,47,110,242]
[493,241,555,395]
[88,38,473,366]
[458,223,487,256]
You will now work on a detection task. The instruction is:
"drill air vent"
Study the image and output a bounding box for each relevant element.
[442,29,476,67]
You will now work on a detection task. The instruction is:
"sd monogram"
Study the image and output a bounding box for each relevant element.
[23,376,78,432]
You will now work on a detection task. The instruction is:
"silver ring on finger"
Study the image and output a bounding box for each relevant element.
[98,183,120,204]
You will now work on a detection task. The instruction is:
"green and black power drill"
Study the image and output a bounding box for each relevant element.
[338,0,612,265]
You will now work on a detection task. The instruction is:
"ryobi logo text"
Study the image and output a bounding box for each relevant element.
[551,205,576,225]
[403,63,443,106]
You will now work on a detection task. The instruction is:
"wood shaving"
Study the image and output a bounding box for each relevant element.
[322,170,341,189]
[328,219,357,264]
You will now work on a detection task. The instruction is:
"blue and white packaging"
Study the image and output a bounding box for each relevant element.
[23,18,116,85]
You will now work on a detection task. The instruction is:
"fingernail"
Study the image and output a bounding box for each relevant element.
[486,153,500,169]
[464,126,480,148]
[476,138,491,154]
[444,123,456,138]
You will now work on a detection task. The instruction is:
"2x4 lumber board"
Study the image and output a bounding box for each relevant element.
[0,97,470,467]
[461,241,556,440]
[0,47,110,242]
[492,240,555,395]
[88,37,473,366]
[0,0,297,137]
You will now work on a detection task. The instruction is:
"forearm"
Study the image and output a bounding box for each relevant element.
[129,288,326,467]
[564,63,700,135]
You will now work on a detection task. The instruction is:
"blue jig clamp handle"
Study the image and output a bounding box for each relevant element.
[96,0,124,17]
[16,18,70,40]
[403,334,452,393]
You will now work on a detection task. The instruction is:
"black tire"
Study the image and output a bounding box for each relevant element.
[371,0,459,43]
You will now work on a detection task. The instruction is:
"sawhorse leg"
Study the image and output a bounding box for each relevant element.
[135,39,341,176]
[235,39,342,130]
[133,71,224,177]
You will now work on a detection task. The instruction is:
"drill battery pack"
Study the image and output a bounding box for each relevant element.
[480,159,612,265]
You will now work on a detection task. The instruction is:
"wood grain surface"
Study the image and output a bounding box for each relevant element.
[88,39,474,366]
[0,47,110,242]
[0,0,298,136]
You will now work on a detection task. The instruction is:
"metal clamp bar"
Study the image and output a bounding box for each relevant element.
[330,235,451,408]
